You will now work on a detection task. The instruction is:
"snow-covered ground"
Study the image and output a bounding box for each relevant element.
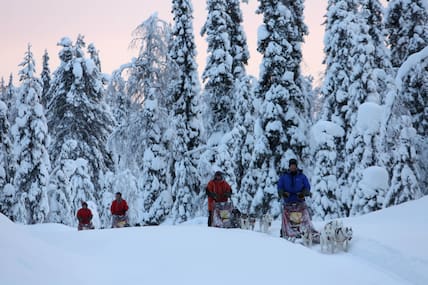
[2,196,428,285]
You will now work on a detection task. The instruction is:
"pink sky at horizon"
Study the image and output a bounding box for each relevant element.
[1,0,327,86]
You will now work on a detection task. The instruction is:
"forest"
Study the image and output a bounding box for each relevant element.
[0,0,427,228]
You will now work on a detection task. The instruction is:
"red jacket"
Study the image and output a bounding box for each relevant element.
[76,208,93,224]
[110,199,129,215]
[206,179,232,211]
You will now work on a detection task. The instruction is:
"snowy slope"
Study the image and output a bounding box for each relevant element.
[1,197,428,285]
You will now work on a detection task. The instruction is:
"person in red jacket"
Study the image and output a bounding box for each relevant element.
[76,202,94,230]
[110,192,129,228]
[206,171,232,227]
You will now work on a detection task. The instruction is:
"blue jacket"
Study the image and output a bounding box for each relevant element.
[277,170,311,204]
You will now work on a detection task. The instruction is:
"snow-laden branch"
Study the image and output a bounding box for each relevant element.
[395,46,428,91]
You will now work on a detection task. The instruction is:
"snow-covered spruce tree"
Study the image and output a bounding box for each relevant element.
[242,0,310,217]
[106,70,133,127]
[343,6,394,215]
[0,99,16,217]
[0,99,13,187]
[201,0,234,134]
[111,15,173,225]
[168,0,205,223]
[352,166,389,215]
[227,0,250,79]
[47,36,114,225]
[11,44,50,224]
[5,74,17,126]
[385,0,428,69]
[0,78,5,98]
[87,43,101,72]
[310,121,344,220]
[40,49,51,108]
[348,103,386,215]
[232,76,257,211]
[397,47,428,193]
[361,0,395,104]
[138,93,170,225]
[384,115,422,207]
[46,159,73,225]
[226,0,256,207]
[321,0,360,139]
[321,0,376,215]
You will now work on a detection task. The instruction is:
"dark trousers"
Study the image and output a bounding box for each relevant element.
[208,211,213,227]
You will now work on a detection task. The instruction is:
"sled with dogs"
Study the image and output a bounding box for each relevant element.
[211,201,241,228]
[280,201,320,247]
[280,202,353,252]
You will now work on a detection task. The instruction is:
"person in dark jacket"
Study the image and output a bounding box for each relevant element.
[76,201,94,230]
[278,159,317,239]
[206,171,232,227]
[278,158,311,204]
[110,192,129,228]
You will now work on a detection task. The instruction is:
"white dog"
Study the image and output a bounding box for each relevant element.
[259,213,273,233]
[320,220,352,253]
[301,225,313,247]
[249,215,256,231]
[335,226,353,252]
[240,213,250,230]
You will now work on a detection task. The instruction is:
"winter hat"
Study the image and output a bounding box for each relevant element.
[289,158,298,167]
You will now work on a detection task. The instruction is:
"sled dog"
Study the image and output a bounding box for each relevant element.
[320,220,352,253]
[259,213,273,233]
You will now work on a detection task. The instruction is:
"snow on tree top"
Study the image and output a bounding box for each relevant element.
[57,37,72,47]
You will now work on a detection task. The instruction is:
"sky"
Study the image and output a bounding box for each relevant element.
[1,196,427,285]
[0,0,328,86]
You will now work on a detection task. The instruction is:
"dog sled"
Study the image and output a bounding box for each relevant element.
[78,223,94,231]
[281,202,320,245]
[112,214,130,228]
[212,201,241,228]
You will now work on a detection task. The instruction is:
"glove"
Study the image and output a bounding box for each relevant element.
[225,192,231,198]
[283,192,290,198]
[297,192,305,200]
[212,193,218,201]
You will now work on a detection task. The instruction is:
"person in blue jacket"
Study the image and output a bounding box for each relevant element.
[278,158,311,203]
[278,158,317,240]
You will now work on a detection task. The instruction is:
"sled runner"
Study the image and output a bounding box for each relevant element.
[212,201,241,228]
[281,202,319,245]
[112,214,129,228]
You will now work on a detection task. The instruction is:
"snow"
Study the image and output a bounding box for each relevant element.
[360,166,389,192]
[395,46,428,90]
[2,196,428,285]
[311,120,345,146]
[356,102,384,133]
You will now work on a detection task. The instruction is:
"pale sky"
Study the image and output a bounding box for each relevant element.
[0,0,327,86]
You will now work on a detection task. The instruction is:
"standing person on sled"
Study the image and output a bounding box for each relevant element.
[278,159,318,240]
[110,192,129,228]
[76,201,94,230]
[206,171,232,227]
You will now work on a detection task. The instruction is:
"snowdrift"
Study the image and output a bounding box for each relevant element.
[1,196,428,285]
